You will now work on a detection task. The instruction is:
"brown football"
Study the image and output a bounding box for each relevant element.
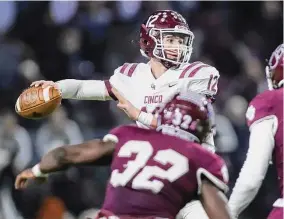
[15,86,62,119]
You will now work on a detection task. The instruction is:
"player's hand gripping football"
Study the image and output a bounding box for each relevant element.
[111,87,140,121]
[15,169,46,190]
[30,80,59,89]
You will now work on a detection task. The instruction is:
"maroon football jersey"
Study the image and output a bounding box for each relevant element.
[246,88,283,196]
[101,125,228,219]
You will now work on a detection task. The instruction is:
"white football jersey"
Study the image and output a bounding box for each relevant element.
[107,61,220,128]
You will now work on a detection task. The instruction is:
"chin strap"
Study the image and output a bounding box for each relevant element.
[160,59,180,69]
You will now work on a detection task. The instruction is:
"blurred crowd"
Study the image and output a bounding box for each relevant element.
[0,1,282,219]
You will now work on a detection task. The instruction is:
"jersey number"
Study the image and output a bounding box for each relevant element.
[146,15,159,28]
[110,141,189,193]
[207,74,219,92]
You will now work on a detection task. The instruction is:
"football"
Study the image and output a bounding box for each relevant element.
[15,86,62,119]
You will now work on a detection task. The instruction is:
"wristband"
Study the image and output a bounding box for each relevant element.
[31,164,49,177]
[137,111,154,127]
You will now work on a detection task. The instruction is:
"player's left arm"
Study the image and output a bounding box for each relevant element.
[228,117,276,218]
[200,179,232,219]
[108,63,157,128]
[15,136,117,190]
[111,87,157,128]
[194,150,230,219]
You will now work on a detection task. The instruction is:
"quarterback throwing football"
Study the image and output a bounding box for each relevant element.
[31,10,220,219]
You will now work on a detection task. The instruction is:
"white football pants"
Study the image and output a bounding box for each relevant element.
[176,200,209,219]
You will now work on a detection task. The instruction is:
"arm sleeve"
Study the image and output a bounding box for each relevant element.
[196,160,229,195]
[56,79,113,101]
[228,118,276,217]
[194,146,229,195]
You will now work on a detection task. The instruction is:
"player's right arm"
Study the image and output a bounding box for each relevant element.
[31,79,114,101]
[228,119,275,218]
[14,132,119,190]
[31,64,153,126]
[30,64,132,101]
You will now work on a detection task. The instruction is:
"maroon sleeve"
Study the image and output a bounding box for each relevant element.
[193,146,229,194]
[104,80,118,101]
[246,91,274,128]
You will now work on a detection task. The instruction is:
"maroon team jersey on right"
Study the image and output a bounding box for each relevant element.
[246,88,283,196]
[101,125,228,219]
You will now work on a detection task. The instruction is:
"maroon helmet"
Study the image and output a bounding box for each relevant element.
[139,10,194,69]
[155,91,214,143]
[266,43,284,90]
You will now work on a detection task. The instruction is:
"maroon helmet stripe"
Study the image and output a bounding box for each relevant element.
[104,80,117,101]
[127,63,138,77]
[179,62,201,78]
[188,64,210,77]
[120,63,129,74]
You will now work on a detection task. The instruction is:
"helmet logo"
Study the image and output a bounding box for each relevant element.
[175,25,188,31]
[246,105,256,121]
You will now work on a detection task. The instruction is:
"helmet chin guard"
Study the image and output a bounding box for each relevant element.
[149,28,193,68]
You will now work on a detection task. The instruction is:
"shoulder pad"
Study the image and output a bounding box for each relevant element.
[118,63,139,77]
[179,61,213,79]
[194,146,229,194]
[107,125,128,139]
[246,90,274,128]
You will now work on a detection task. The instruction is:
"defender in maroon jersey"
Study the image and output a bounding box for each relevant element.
[229,44,284,219]
[102,125,228,219]
[15,91,230,219]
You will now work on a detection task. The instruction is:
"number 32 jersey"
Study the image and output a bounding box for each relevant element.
[102,125,229,219]
[105,62,220,128]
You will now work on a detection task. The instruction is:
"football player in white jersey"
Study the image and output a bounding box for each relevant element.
[31,10,221,219]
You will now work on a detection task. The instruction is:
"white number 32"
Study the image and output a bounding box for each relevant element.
[110,140,189,193]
